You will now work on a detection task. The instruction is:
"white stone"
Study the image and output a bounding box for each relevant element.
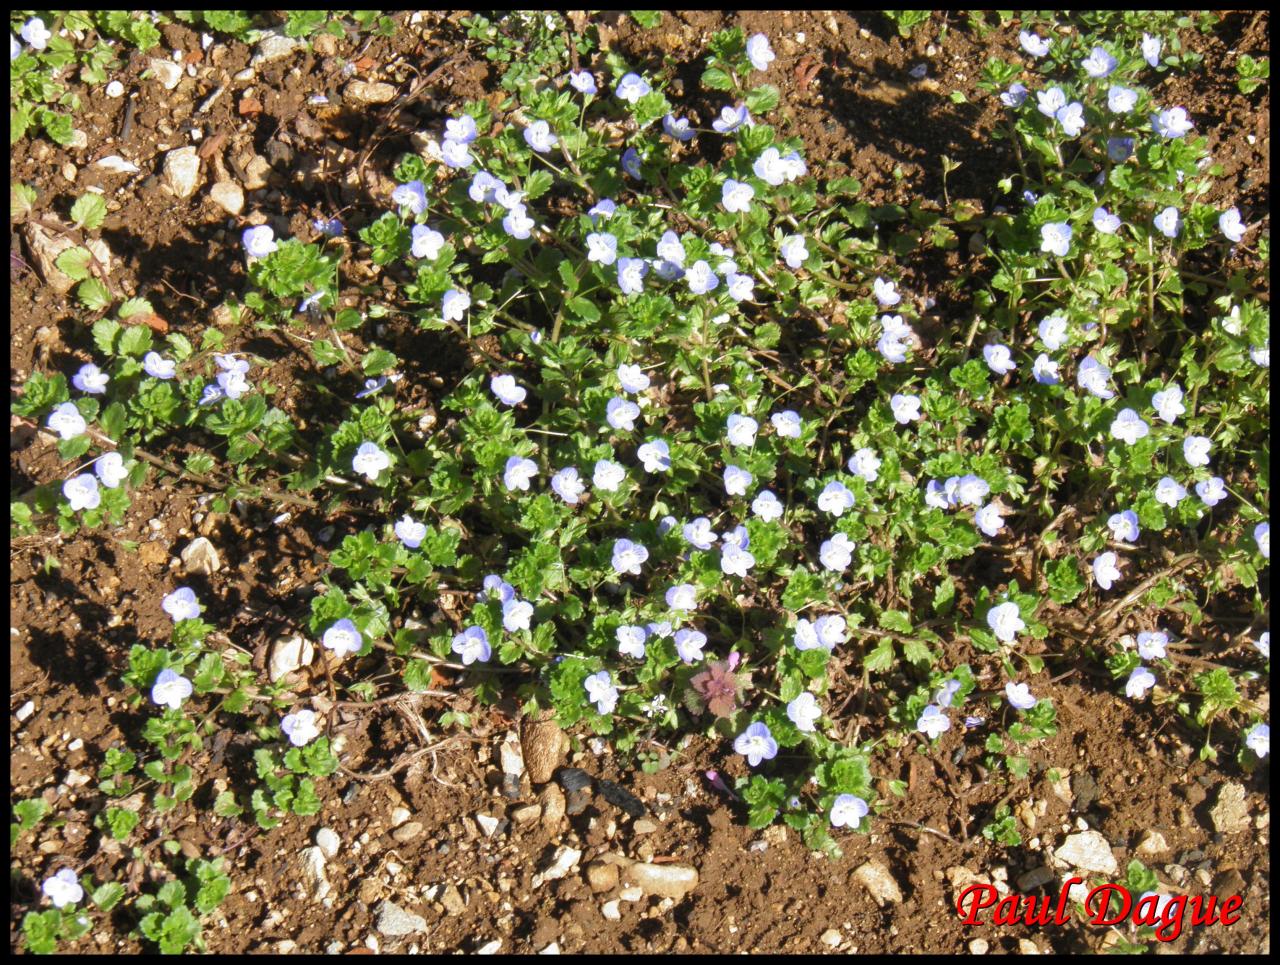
[252,33,305,66]
[390,806,411,828]
[499,740,524,777]
[162,147,203,199]
[854,860,903,906]
[970,938,989,954]
[345,81,398,106]
[538,942,561,954]
[148,58,183,90]
[180,536,220,575]
[68,738,84,751]
[269,635,315,682]
[65,769,91,787]
[16,700,35,722]
[601,900,621,921]
[95,155,140,174]
[375,900,426,937]
[532,847,582,887]
[1052,831,1118,876]
[476,939,502,955]
[820,929,841,947]
[1210,782,1250,835]
[476,814,500,837]
[105,80,125,97]
[315,827,340,859]
[23,223,113,294]
[620,861,698,900]
[209,181,245,216]
[300,846,330,901]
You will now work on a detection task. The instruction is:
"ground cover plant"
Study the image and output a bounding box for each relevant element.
[10,10,1270,955]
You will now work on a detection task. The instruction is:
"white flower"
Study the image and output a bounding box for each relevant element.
[1030,351,1061,385]
[452,626,491,665]
[1107,86,1138,113]
[503,456,538,492]
[890,393,922,424]
[502,597,534,632]
[161,586,202,622]
[441,288,471,322]
[1077,357,1114,399]
[611,539,649,576]
[72,363,110,395]
[685,259,719,294]
[1126,666,1156,699]
[1088,550,1122,592]
[746,33,775,71]
[606,396,641,431]
[440,138,473,168]
[1219,206,1246,243]
[848,448,880,483]
[726,414,759,447]
[502,203,536,240]
[723,465,753,497]
[1041,222,1072,257]
[522,119,558,153]
[793,618,821,651]
[1245,722,1269,758]
[1152,106,1193,138]
[780,235,808,269]
[787,691,821,732]
[819,533,854,571]
[1092,207,1122,234]
[674,628,707,663]
[683,516,718,551]
[1142,33,1163,67]
[721,179,755,214]
[22,18,52,50]
[490,373,527,406]
[752,489,783,522]
[771,410,802,438]
[1136,631,1169,660]
[242,225,278,259]
[63,473,101,511]
[814,614,847,650]
[1256,522,1270,559]
[817,481,856,517]
[917,704,951,739]
[872,277,900,306]
[829,794,868,829]
[1108,510,1140,542]
[1110,408,1150,445]
[1081,45,1117,78]
[954,475,989,507]
[411,225,445,260]
[1195,477,1227,507]
[665,583,697,611]
[1038,314,1069,350]
[584,670,619,714]
[753,146,788,186]
[592,459,625,492]
[323,619,363,658]
[1251,341,1270,367]
[983,344,1017,375]
[352,441,390,480]
[1019,30,1050,57]
[1182,435,1212,467]
[637,439,671,473]
[281,709,322,746]
[1255,631,1270,659]
[617,364,649,394]
[1151,384,1185,424]
[151,668,193,710]
[42,869,84,909]
[1036,86,1066,117]
[1056,101,1086,137]
[1154,476,1186,507]
[94,451,128,489]
[393,514,427,549]
[617,625,647,659]
[1153,206,1182,239]
[445,114,478,143]
[47,402,87,440]
[975,503,1006,537]
[987,602,1024,643]
[143,352,177,379]
[1005,681,1036,710]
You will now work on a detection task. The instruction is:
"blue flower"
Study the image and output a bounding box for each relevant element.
[780,235,808,269]
[1136,630,1168,660]
[440,138,473,168]
[444,114,478,144]
[503,455,538,492]
[1000,82,1028,108]
[616,256,649,295]
[889,393,922,424]
[847,448,881,482]
[452,626,491,664]
[1126,666,1156,699]
[352,441,390,480]
[753,146,788,186]
[1081,45,1117,78]
[817,481,855,517]
[1154,476,1186,507]
[62,473,100,511]
[872,276,901,306]
[983,344,1017,375]
[592,459,626,492]
[617,363,650,394]
[683,516,718,550]
[1245,722,1269,758]
[1107,136,1135,162]
[674,628,707,663]
[746,33,775,71]
[410,224,445,260]
[723,465,753,497]
[441,288,471,321]
[685,259,719,295]
[1153,206,1181,239]
[391,180,428,215]
[615,72,652,103]
[1005,681,1036,710]
[550,466,585,505]
[1092,551,1122,589]
[1041,222,1072,257]
[1055,101,1085,137]
[72,363,109,395]
[1076,356,1114,399]
[584,671,619,714]
[1255,522,1270,559]
[733,721,777,767]
[637,439,671,472]
[589,198,617,223]
[568,70,597,95]
[242,225,278,258]
[711,104,751,134]
[395,514,427,549]
[917,704,951,739]
[94,451,128,489]
[666,583,697,610]
[1019,30,1050,57]
[606,396,640,431]
[502,597,534,632]
[725,414,759,447]
[1110,408,1150,445]
[725,272,754,302]
[1107,510,1140,542]
[721,178,754,214]
[323,618,363,658]
[586,231,618,265]
[988,602,1024,642]
[655,230,686,266]
[617,625,647,659]
[1092,207,1121,234]
[1036,86,1066,118]
[151,668,194,710]
[611,538,649,575]
[469,171,503,204]
[975,503,1006,537]
[1107,85,1138,113]
[787,692,821,732]
[143,352,176,379]
[771,410,802,438]
[1141,33,1163,68]
[662,114,695,141]
[502,203,536,240]
[751,489,783,522]
[829,793,868,829]
[1151,107,1192,138]
[1219,207,1246,243]
[819,533,854,572]
[1195,476,1227,507]
[523,119,558,153]
[1182,435,1212,468]
[1032,353,1060,384]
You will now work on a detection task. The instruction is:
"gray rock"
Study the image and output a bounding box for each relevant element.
[345,81,397,106]
[300,845,330,901]
[1016,866,1055,891]
[476,939,502,955]
[268,634,315,683]
[532,846,582,888]
[440,884,465,915]
[95,155,141,174]
[1210,782,1250,835]
[180,536,220,575]
[375,900,426,937]
[499,740,524,778]
[252,32,305,67]
[209,181,245,216]
[162,147,203,199]
[389,807,411,828]
[1134,830,1169,859]
[854,860,903,906]
[1052,830,1118,876]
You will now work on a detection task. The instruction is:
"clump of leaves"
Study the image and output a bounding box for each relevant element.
[687,654,751,718]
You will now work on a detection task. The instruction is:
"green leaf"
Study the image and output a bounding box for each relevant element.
[70,193,108,230]
[77,277,112,311]
[118,325,154,357]
[362,348,398,376]
[565,296,600,322]
[745,84,779,114]
[55,246,93,281]
[701,67,734,91]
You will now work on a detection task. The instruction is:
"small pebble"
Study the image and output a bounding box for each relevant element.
[16,700,35,723]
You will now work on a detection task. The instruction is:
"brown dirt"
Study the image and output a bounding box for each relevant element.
[9,9,1270,956]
